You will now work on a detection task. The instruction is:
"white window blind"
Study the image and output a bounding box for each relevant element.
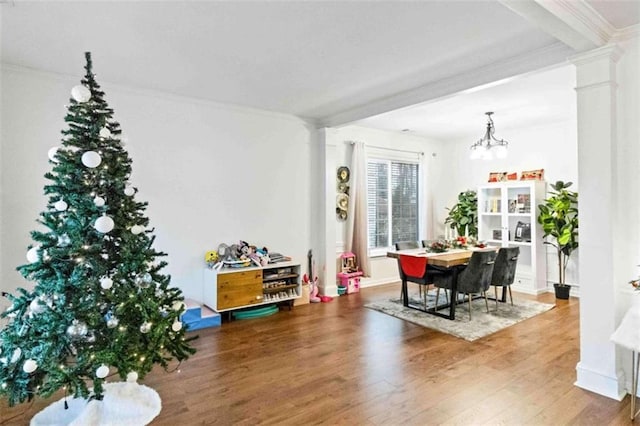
[367,158,419,250]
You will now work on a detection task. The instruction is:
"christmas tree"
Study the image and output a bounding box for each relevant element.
[0,52,195,407]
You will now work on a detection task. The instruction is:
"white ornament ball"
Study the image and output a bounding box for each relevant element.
[93,196,105,207]
[10,348,22,364]
[94,215,115,233]
[81,151,102,168]
[124,186,135,196]
[140,322,152,333]
[96,364,109,379]
[26,247,40,263]
[66,320,88,339]
[130,225,143,235]
[106,317,119,328]
[100,277,113,290]
[29,298,45,314]
[126,371,139,383]
[135,274,151,289]
[71,85,91,103]
[99,127,111,138]
[48,147,59,162]
[23,359,38,373]
[58,234,71,247]
[172,301,185,312]
[54,200,68,212]
[171,321,183,332]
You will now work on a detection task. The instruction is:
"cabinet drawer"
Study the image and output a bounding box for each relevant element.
[217,270,263,310]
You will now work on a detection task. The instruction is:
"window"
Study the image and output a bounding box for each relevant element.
[367,157,419,253]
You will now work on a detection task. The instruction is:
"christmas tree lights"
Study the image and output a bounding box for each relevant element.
[0,52,196,407]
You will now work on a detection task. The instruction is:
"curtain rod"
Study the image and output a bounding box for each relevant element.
[346,141,424,156]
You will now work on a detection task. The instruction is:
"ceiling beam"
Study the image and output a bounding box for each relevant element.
[499,0,614,51]
[319,42,573,128]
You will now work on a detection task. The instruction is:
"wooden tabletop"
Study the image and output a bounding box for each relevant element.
[386,247,497,268]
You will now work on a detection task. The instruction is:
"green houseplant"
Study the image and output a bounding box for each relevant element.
[537,181,579,299]
[445,190,478,238]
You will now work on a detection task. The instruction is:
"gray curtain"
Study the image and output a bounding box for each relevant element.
[346,141,371,276]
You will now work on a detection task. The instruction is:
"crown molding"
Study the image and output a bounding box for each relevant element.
[612,24,640,43]
[569,44,624,67]
[539,0,615,46]
[1,63,313,126]
[499,0,622,51]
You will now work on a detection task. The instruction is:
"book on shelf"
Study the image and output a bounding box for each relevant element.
[484,198,501,213]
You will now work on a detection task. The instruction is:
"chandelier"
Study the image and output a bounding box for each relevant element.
[469,112,508,160]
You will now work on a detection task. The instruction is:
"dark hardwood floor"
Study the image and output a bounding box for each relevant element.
[1,284,632,425]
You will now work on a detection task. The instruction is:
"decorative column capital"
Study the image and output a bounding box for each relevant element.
[570,44,624,89]
[570,43,624,67]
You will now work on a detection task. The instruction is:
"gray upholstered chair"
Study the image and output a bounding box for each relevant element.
[433,250,497,319]
[421,239,436,249]
[395,241,420,251]
[490,247,520,309]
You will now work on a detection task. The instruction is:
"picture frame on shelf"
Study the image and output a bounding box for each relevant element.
[488,171,508,182]
[493,229,511,240]
[517,193,531,213]
[520,168,544,181]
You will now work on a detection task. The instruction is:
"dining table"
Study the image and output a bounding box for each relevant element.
[387,246,501,320]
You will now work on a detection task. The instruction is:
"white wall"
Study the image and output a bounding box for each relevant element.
[326,125,445,287]
[1,66,313,302]
[437,117,579,289]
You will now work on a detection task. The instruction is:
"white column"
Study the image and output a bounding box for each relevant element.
[571,44,626,400]
[314,128,338,297]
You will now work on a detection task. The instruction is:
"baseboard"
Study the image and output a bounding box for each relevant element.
[510,284,547,295]
[359,278,398,288]
[575,361,626,401]
[322,282,339,297]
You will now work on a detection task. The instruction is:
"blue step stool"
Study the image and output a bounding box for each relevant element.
[181,299,221,331]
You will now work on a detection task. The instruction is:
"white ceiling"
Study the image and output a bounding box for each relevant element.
[586,0,640,29]
[1,1,638,136]
[354,64,577,141]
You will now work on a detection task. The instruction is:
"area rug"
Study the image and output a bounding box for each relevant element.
[364,294,554,341]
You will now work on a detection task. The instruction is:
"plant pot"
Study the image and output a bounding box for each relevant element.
[554,283,571,300]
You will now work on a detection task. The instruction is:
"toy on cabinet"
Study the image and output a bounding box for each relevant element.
[337,252,363,294]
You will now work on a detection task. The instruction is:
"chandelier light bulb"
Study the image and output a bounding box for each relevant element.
[495,144,508,159]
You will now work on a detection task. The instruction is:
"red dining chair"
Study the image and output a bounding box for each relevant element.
[398,254,430,310]
[398,254,451,311]
[395,241,421,302]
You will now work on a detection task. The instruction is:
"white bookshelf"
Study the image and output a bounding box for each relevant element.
[477,181,547,294]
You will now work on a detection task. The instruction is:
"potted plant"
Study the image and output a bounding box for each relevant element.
[537,181,578,299]
[445,190,478,238]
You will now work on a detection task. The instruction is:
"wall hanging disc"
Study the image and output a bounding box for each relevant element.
[337,166,350,183]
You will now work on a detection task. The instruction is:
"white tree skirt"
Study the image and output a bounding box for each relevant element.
[30,382,161,426]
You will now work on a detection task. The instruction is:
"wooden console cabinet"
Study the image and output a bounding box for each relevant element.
[203,261,301,313]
